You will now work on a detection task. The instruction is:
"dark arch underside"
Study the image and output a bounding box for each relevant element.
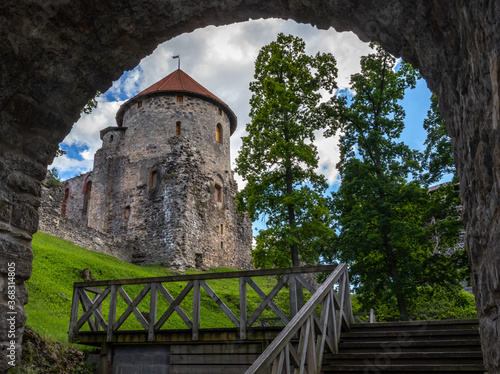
[1,1,499,372]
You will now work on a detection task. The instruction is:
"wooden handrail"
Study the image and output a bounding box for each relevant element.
[244,264,354,374]
[69,265,339,343]
[73,264,337,287]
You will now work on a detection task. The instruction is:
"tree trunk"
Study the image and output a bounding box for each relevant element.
[383,237,410,321]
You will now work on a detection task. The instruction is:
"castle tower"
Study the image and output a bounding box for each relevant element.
[62,70,253,270]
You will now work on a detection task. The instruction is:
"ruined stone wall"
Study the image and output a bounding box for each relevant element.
[61,172,91,226]
[2,1,500,372]
[107,136,253,270]
[49,93,252,271]
[38,183,133,262]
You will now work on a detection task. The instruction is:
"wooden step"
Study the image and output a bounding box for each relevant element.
[348,319,479,332]
[340,328,479,342]
[323,351,484,365]
[321,364,487,373]
[321,319,485,373]
[338,338,483,353]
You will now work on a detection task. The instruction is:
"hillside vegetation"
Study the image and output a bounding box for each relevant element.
[26,232,476,349]
[26,232,290,345]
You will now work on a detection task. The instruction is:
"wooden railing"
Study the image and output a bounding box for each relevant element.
[244,263,354,374]
[354,309,376,323]
[68,265,339,343]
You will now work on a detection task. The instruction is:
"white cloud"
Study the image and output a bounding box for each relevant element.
[54,19,371,188]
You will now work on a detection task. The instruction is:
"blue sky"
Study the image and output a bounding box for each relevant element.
[51,18,434,202]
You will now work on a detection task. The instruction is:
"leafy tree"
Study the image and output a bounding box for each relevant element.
[421,94,457,185]
[236,33,338,268]
[421,94,469,283]
[326,43,464,321]
[81,91,101,115]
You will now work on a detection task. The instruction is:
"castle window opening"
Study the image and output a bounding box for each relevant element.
[216,123,222,143]
[177,95,183,103]
[82,181,92,214]
[176,121,181,136]
[110,134,114,143]
[149,167,158,189]
[218,108,222,116]
[221,241,224,251]
[124,206,131,219]
[220,224,223,235]
[61,188,70,217]
[138,101,143,108]
[195,253,203,269]
[215,184,223,202]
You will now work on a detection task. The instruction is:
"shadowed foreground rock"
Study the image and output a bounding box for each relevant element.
[0,1,499,372]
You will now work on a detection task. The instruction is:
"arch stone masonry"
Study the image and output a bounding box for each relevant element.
[0,0,499,372]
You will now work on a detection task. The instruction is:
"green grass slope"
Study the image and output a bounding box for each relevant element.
[27,232,289,345]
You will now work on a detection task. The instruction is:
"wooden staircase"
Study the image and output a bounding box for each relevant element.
[322,319,486,373]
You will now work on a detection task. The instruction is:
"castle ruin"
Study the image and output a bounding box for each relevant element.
[47,69,253,270]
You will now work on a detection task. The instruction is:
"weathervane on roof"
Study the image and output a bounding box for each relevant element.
[173,54,180,70]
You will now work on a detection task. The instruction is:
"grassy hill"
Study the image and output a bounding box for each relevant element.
[26,232,289,346]
[26,232,476,348]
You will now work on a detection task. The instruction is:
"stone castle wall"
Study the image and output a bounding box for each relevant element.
[39,182,134,262]
[43,93,253,271]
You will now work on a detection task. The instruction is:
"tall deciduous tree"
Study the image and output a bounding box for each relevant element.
[327,43,465,321]
[236,33,337,268]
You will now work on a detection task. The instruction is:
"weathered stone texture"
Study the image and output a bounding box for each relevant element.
[43,92,253,271]
[39,182,134,262]
[1,0,500,372]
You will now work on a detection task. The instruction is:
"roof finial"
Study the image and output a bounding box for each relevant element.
[173,55,180,70]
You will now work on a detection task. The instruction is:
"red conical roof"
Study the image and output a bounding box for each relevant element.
[116,69,237,134]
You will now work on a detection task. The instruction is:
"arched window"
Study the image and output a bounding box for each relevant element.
[82,181,92,214]
[216,123,222,143]
[138,101,143,108]
[214,184,223,202]
[109,134,114,143]
[176,121,181,136]
[61,188,70,217]
[149,166,158,190]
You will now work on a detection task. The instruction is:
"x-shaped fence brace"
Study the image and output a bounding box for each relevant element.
[69,265,340,343]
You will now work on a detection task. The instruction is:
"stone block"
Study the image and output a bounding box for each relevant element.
[11,202,39,234]
[0,237,33,279]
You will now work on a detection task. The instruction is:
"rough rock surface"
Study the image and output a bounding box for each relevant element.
[39,182,135,262]
[49,90,253,270]
[0,1,499,372]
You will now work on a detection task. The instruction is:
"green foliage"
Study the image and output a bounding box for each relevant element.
[421,94,457,185]
[326,43,466,321]
[81,91,101,115]
[27,232,292,346]
[236,33,338,268]
[352,287,477,322]
[46,167,63,187]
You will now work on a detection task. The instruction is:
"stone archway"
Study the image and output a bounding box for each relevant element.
[1,1,499,372]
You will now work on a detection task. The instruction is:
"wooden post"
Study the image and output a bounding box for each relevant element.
[149,283,157,341]
[107,285,117,342]
[68,286,80,342]
[369,308,376,323]
[239,277,247,339]
[99,343,112,374]
[289,274,298,318]
[193,280,200,341]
